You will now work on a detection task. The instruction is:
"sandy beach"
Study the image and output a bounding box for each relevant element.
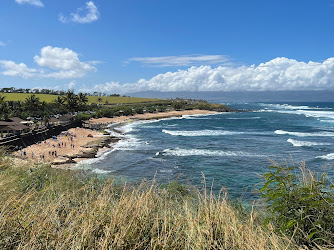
[87,109,217,125]
[13,109,218,167]
[13,127,106,165]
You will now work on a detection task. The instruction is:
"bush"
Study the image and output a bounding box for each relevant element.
[75,112,91,121]
[260,162,334,247]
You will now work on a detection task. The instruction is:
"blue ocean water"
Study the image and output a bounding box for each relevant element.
[76,102,334,201]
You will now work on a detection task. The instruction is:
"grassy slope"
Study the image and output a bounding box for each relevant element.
[0,92,158,104]
[0,153,295,249]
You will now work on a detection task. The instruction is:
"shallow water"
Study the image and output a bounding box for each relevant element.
[76,102,334,201]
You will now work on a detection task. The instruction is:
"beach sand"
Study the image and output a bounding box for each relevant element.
[13,109,217,167]
[13,127,105,165]
[87,109,217,125]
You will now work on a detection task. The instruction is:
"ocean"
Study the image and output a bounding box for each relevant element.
[75,102,334,201]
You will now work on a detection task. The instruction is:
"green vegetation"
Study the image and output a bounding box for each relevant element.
[261,162,334,247]
[0,92,158,104]
[0,91,231,122]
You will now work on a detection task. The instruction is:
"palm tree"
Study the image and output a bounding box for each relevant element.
[24,94,41,111]
[64,90,79,112]
[55,96,65,106]
[78,93,88,107]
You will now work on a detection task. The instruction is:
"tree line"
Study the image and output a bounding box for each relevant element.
[0,87,121,97]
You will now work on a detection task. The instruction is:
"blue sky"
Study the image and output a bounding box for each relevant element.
[1,0,334,93]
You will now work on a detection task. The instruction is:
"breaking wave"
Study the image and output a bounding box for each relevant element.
[162,129,243,136]
[161,148,263,157]
[275,130,334,137]
[287,138,330,147]
[316,153,334,160]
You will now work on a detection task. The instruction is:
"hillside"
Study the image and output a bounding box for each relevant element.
[0,92,158,104]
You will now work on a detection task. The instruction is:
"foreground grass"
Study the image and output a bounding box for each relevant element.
[0,158,297,249]
[0,92,158,104]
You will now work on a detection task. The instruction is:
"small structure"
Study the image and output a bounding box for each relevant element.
[59,114,74,125]
[49,117,60,126]
[0,117,32,138]
[0,122,29,137]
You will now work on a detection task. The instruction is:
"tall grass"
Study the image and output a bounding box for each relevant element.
[0,158,295,249]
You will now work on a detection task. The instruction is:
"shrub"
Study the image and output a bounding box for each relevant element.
[260,162,334,247]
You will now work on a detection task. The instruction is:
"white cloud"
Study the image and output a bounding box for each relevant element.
[87,57,334,93]
[15,0,44,7]
[0,60,38,78]
[0,41,6,47]
[0,46,96,79]
[126,55,231,67]
[59,1,99,24]
[34,46,96,78]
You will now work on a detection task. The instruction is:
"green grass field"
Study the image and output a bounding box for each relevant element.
[0,92,159,104]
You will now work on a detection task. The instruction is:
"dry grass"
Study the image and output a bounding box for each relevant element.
[0,156,298,249]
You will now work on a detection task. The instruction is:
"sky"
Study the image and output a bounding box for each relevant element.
[1,0,334,94]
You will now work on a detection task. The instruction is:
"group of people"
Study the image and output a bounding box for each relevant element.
[16,132,79,162]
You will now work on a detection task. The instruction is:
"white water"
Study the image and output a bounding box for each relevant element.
[287,138,330,147]
[162,129,244,136]
[275,130,334,137]
[161,148,264,157]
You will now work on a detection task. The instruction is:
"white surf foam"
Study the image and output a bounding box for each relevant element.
[262,103,329,110]
[162,129,243,136]
[287,138,330,147]
[275,130,334,137]
[162,148,263,157]
[316,153,334,160]
[92,168,112,174]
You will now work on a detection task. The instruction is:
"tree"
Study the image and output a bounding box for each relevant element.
[0,95,10,120]
[55,96,65,106]
[24,94,41,113]
[78,93,88,107]
[64,90,79,112]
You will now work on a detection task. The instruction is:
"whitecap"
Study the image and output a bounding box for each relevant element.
[287,138,330,147]
[162,148,263,157]
[316,153,334,160]
[275,130,334,137]
[162,129,243,136]
[92,168,112,174]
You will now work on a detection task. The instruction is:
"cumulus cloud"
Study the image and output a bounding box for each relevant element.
[59,1,99,24]
[34,46,96,78]
[87,57,334,93]
[0,60,38,78]
[126,55,231,67]
[0,46,96,79]
[15,0,44,7]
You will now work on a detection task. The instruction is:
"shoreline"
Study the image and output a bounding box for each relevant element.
[85,109,217,127]
[13,109,219,169]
